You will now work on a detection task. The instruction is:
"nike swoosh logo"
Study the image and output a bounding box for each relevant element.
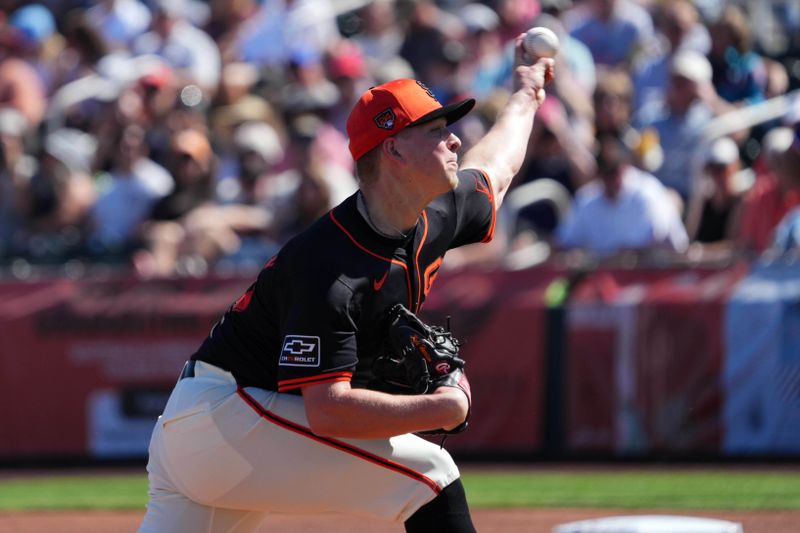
[373,270,389,291]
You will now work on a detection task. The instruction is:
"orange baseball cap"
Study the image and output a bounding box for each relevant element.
[346,79,475,160]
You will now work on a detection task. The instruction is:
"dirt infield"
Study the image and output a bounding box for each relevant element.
[2,508,798,532]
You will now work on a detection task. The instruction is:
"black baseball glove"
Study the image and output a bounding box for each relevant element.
[370,303,471,435]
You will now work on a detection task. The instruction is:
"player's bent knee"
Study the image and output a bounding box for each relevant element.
[405,478,476,533]
[411,437,460,489]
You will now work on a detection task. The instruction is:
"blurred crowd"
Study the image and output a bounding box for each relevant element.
[1,0,800,279]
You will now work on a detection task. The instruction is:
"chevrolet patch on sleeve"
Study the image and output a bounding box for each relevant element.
[279,335,321,367]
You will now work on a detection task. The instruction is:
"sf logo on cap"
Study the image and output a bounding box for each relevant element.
[415,81,439,102]
[374,108,396,130]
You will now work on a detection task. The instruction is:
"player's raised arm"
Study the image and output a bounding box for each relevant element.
[459,34,555,209]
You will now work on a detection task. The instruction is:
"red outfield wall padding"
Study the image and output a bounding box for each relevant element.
[0,263,759,459]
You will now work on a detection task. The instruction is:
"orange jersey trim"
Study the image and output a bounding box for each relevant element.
[236,387,442,495]
[422,256,443,300]
[277,371,353,392]
[413,211,429,312]
[475,169,497,243]
[329,209,413,310]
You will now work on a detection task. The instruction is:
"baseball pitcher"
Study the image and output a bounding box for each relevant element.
[139,35,553,533]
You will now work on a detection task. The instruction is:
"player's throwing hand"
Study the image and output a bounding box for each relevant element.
[512,33,555,106]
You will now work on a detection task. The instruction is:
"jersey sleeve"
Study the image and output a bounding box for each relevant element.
[276,276,358,393]
[447,168,497,248]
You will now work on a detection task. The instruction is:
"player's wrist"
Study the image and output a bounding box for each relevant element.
[433,386,470,425]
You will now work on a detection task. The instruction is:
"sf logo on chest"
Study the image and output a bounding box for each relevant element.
[280,335,321,367]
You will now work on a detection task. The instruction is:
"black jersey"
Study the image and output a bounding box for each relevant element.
[192,169,496,392]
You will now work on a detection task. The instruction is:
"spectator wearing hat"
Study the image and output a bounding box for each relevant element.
[279,46,340,122]
[208,91,286,187]
[7,4,56,48]
[216,113,356,250]
[135,128,217,276]
[77,62,175,195]
[325,40,374,136]
[555,133,688,257]
[210,92,282,140]
[150,128,215,222]
[190,113,351,268]
[6,4,60,92]
[137,125,296,276]
[183,121,287,272]
[217,121,286,206]
[136,63,179,126]
[684,136,750,246]
[632,0,711,121]
[636,50,735,202]
[280,53,354,177]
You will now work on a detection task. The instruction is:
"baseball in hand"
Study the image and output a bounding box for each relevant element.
[523,26,560,59]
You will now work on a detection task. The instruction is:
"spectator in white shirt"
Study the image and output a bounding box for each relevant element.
[556,133,688,256]
[87,124,173,259]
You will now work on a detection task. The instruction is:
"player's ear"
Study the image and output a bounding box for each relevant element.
[382,137,404,162]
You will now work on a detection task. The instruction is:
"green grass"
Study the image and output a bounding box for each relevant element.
[0,475,148,511]
[0,470,798,512]
[461,471,800,510]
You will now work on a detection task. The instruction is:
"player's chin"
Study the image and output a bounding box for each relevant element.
[446,165,459,188]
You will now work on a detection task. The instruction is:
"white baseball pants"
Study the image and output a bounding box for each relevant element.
[138,361,460,533]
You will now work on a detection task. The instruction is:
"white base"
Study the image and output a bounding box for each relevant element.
[554,515,743,533]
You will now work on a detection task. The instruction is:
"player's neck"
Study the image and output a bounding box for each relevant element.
[358,188,419,239]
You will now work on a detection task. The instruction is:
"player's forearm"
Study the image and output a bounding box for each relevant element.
[460,87,540,201]
[303,382,468,439]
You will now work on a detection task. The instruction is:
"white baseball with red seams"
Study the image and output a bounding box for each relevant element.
[523,26,560,58]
